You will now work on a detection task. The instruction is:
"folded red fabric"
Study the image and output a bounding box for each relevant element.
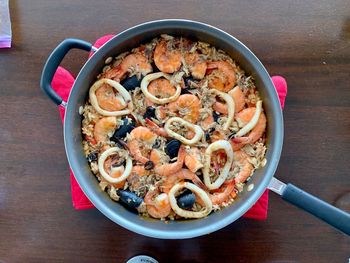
[51,35,287,219]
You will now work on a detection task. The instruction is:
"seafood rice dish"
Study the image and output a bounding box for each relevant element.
[81,35,267,221]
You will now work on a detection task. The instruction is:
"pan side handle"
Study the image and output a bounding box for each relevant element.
[40,38,94,106]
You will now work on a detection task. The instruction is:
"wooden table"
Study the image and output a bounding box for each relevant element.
[1,0,349,262]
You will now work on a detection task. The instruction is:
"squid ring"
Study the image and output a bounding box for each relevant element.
[89,78,133,116]
[164,117,204,145]
[235,100,262,137]
[98,147,132,184]
[203,140,234,190]
[169,182,212,218]
[212,89,235,131]
[140,72,181,104]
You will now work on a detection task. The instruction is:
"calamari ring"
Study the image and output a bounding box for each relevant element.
[235,100,262,137]
[89,78,133,116]
[203,140,234,190]
[164,117,204,145]
[140,72,181,104]
[212,89,235,131]
[169,182,212,218]
[98,147,132,184]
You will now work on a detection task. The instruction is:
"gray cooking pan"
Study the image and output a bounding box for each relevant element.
[40,19,350,238]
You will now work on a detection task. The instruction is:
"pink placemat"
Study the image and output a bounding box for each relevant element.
[52,35,287,219]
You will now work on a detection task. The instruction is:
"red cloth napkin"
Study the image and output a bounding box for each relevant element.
[52,35,287,219]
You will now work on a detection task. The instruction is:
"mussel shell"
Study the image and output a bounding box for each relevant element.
[120,75,141,91]
[213,111,220,122]
[177,189,196,209]
[87,151,98,162]
[165,139,181,159]
[117,189,143,209]
[111,118,135,141]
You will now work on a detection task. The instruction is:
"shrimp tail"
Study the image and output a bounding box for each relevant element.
[192,176,208,192]
[145,118,168,137]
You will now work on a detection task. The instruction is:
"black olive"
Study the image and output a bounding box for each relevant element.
[87,151,98,162]
[143,106,156,120]
[144,161,154,171]
[177,189,196,209]
[111,118,136,141]
[117,190,143,210]
[213,111,220,122]
[165,140,181,159]
[120,75,142,91]
[205,132,211,142]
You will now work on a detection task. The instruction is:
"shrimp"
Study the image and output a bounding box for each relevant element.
[209,179,237,205]
[145,118,168,137]
[167,94,200,123]
[150,146,186,176]
[127,126,157,164]
[141,73,182,105]
[101,53,152,81]
[131,165,150,176]
[184,147,204,173]
[233,150,254,184]
[200,114,215,131]
[154,40,182,73]
[93,117,117,144]
[95,84,127,111]
[207,61,236,92]
[230,107,266,151]
[161,168,206,193]
[144,187,171,219]
[98,147,133,186]
[147,78,177,101]
[184,53,207,79]
[89,78,133,117]
[213,86,245,114]
[102,162,125,189]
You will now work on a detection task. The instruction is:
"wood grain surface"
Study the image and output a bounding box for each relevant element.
[0,0,349,262]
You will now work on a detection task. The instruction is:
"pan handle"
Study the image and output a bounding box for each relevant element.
[269,177,350,235]
[40,38,95,106]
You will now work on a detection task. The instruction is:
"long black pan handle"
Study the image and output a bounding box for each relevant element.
[40,38,93,106]
[282,183,350,235]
